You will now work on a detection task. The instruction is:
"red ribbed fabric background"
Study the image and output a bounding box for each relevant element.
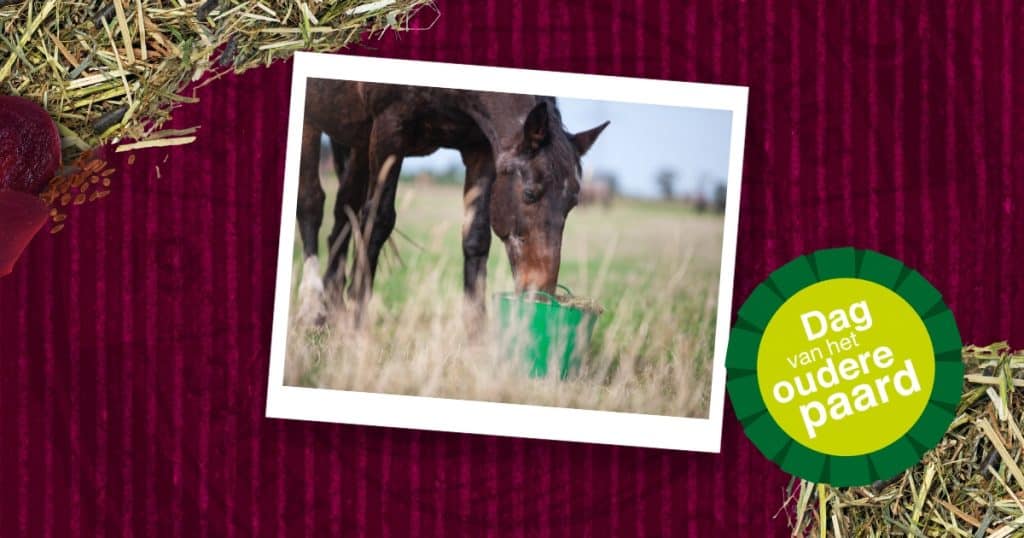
[2,1,1021,535]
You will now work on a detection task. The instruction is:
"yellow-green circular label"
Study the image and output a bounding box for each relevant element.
[756,278,935,456]
[727,247,962,486]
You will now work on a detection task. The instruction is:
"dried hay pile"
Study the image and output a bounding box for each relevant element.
[0,0,433,163]
[554,293,605,315]
[788,342,1024,537]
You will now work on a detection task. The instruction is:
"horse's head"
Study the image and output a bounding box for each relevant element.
[490,100,608,293]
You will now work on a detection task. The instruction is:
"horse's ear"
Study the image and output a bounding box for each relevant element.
[571,121,609,156]
[523,102,551,151]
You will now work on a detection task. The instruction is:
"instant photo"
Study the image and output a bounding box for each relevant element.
[267,53,748,451]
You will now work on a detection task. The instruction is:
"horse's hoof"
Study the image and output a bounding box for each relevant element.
[295,297,327,327]
[295,256,327,326]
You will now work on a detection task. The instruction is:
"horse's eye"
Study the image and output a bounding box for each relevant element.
[522,183,543,204]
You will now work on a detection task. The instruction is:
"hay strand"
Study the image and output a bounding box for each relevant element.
[114,135,196,151]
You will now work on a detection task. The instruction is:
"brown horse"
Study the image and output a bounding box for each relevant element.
[295,79,608,323]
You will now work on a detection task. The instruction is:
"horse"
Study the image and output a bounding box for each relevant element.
[295,79,608,324]
[579,170,616,208]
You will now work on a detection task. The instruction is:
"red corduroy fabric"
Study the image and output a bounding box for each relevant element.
[1,1,1022,536]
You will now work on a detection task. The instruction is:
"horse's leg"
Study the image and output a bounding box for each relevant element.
[295,124,327,325]
[349,122,403,305]
[323,140,369,305]
[460,147,494,325]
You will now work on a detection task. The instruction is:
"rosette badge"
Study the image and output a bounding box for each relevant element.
[0,95,61,277]
[726,247,962,486]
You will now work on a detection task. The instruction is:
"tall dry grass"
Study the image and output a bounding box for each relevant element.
[284,184,722,418]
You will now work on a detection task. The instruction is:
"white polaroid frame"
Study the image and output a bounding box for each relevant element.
[266,52,748,452]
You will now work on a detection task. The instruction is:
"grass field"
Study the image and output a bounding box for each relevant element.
[284,172,725,418]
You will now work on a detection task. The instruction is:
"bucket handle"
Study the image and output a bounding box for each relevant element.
[526,290,559,304]
[525,285,573,304]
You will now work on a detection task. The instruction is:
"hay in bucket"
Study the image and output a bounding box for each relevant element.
[553,292,605,316]
[0,0,434,164]
[786,342,1024,537]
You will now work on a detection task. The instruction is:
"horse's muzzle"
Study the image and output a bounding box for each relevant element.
[514,270,558,295]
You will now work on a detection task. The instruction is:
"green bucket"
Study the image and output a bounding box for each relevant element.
[495,285,601,379]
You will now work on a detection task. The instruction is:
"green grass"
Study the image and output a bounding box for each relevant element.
[287,176,725,418]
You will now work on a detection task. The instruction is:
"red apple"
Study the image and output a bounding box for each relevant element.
[1,95,61,193]
[0,95,62,277]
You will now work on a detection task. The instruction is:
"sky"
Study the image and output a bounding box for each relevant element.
[399,97,734,199]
